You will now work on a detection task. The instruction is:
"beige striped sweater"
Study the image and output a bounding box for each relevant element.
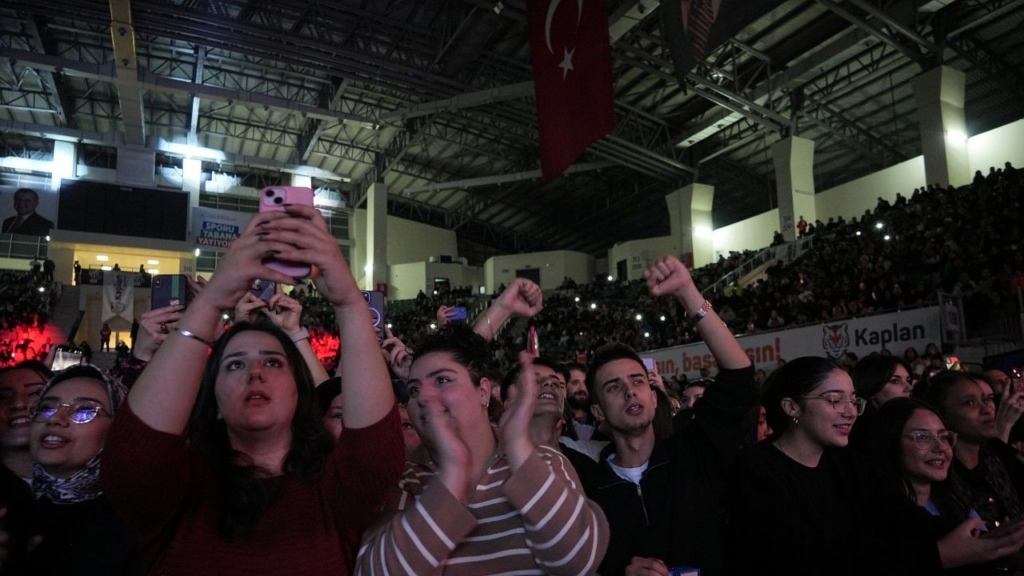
[356,444,609,576]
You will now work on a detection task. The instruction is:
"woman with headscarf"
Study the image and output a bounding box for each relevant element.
[23,365,137,576]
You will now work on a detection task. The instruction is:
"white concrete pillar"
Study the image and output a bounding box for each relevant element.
[51,141,77,187]
[665,183,714,268]
[289,173,312,188]
[115,146,156,188]
[365,182,388,290]
[911,66,969,188]
[773,136,816,242]
[183,158,202,243]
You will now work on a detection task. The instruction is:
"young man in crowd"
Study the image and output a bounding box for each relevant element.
[565,361,597,440]
[579,255,757,576]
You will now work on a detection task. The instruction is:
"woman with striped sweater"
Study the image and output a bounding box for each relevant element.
[356,322,609,576]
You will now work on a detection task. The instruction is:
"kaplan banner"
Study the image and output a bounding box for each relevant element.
[641,306,941,379]
[102,271,134,323]
[191,206,252,250]
[661,0,785,79]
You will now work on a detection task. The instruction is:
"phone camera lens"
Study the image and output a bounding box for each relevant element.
[273,196,283,204]
[265,189,274,197]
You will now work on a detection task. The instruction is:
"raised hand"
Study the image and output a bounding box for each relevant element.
[380,326,413,381]
[495,278,543,319]
[436,305,456,325]
[262,292,303,335]
[193,212,298,312]
[938,517,1024,569]
[643,256,695,299]
[498,352,539,470]
[134,305,184,362]
[233,292,267,324]
[257,204,362,308]
[416,394,472,503]
[996,386,1024,442]
[624,556,671,576]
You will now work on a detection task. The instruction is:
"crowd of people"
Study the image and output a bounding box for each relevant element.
[1,164,1024,575]
[0,271,62,367]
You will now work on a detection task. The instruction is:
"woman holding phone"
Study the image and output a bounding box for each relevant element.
[100,205,404,575]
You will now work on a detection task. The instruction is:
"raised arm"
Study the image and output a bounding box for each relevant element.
[262,204,394,428]
[258,291,331,385]
[125,212,299,433]
[472,278,543,341]
[644,255,750,370]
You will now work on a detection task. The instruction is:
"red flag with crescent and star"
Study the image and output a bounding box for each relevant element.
[527,0,614,181]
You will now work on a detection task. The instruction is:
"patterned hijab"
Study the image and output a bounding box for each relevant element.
[31,365,126,504]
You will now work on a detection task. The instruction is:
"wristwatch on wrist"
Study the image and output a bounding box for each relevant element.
[289,327,310,343]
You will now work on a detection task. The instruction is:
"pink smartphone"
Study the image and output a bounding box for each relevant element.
[258,186,314,280]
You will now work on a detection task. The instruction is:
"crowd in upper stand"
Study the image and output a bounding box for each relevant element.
[2,164,1024,576]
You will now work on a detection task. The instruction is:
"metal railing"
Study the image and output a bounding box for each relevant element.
[701,234,824,296]
[0,233,48,259]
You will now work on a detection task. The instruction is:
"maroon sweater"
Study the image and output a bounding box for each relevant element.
[100,403,404,576]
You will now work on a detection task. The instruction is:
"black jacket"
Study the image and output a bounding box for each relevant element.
[580,365,756,576]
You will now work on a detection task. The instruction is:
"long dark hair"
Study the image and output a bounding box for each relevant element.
[872,398,970,521]
[761,356,841,435]
[188,321,333,539]
[850,355,911,401]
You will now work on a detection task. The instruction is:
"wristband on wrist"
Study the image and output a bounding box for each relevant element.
[289,327,310,343]
[689,299,713,324]
[175,328,214,349]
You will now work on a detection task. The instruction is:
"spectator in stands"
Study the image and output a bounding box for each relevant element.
[0,361,50,481]
[316,377,344,440]
[986,368,1013,399]
[357,325,609,575]
[565,361,597,441]
[869,397,1024,571]
[397,404,420,457]
[849,355,914,447]
[500,357,597,477]
[100,205,404,574]
[680,379,707,409]
[579,255,756,576]
[22,365,138,574]
[725,357,949,575]
[1,189,53,236]
[99,323,111,353]
[922,371,1024,529]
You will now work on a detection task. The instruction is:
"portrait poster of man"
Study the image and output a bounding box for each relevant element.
[661,0,785,78]
[0,177,58,237]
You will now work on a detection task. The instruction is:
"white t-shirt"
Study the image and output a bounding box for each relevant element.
[607,454,649,485]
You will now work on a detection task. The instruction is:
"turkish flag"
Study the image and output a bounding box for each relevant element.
[528,0,615,180]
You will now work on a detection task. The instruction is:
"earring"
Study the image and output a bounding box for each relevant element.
[792,416,799,427]
[216,409,223,420]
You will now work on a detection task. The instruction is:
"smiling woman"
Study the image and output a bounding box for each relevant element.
[725,357,934,576]
[23,365,138,575]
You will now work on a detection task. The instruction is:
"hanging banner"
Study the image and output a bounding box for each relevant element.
[102,271,134,323]
[661,0,786,79]
[191,206,252,250]
[641,306,941,379]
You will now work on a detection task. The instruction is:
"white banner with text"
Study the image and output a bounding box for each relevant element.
[641,306,940,379]
[191,206,252,250]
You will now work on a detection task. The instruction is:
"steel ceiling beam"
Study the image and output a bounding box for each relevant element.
[107,0,146,146]
[403,160,616,194]
[380,81,534,122]
[22,17,72,127]
[187,46,205,145]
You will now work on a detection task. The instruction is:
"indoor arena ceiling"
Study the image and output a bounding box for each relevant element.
[0,0,1022,257]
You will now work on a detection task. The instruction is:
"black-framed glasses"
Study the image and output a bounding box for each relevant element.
[902,430,958,450]
[32,402,112,424]
[795,392,867,416]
